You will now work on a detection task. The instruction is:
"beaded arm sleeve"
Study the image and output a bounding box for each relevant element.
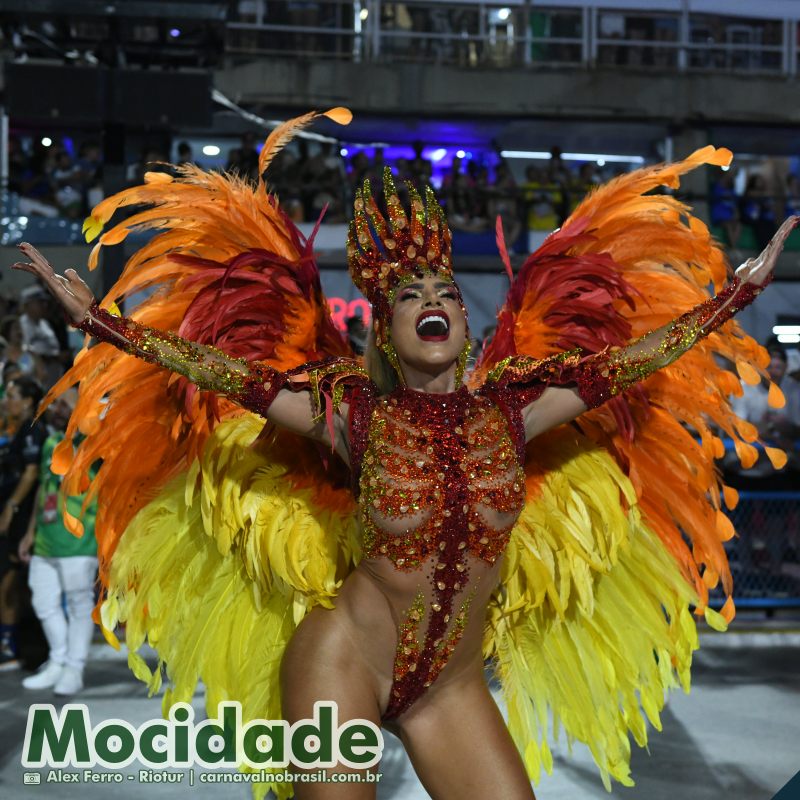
[74,301,285,417]
[489,276,767,410]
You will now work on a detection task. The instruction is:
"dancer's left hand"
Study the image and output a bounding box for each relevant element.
[735,215,799,286]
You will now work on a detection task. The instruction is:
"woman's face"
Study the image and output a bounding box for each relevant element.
[4,382,33,421]
[389,274,467,379]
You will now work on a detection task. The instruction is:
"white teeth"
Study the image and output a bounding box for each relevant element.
[417,314,448,332]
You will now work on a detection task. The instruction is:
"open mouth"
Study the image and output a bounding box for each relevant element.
[416,310,450,341]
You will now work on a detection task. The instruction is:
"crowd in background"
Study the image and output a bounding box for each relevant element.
[8,132,800,262]
[6,135,104,220]
[0,285,96,684]
[710,169,800,252]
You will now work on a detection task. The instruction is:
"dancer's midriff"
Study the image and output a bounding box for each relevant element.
[326,553,504,719]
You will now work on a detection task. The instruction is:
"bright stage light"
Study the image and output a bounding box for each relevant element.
[340,148,349,157]
[41,137,52,147]
[169,28,181,38]
[430,148,447,162]
[777,334,800,344]
[202,145,221,156]
[456,150,466,158]
[360,9,369,21]
[501,150,645,164]
[773,325,800,335]
[497,8,511,21]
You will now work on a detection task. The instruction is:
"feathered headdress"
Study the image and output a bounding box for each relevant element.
[347,167,469,381]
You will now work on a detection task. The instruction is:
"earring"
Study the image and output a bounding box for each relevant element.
[382,335,406,386]
[454,336,472,387]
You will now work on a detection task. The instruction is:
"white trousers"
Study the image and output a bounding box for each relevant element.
[28,555,97,671]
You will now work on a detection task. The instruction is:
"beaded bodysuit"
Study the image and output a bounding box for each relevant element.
[75,274,764,721]
[353,386,524,719]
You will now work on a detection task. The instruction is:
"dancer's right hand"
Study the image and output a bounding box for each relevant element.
[10,242,95,325]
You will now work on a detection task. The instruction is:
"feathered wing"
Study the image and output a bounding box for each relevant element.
[47,109,363,796]
[474,147,786,787]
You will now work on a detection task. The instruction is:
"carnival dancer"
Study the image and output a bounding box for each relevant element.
[9,108,796,799]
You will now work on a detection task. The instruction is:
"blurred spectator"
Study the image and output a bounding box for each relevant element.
[452,7,480,67]
[232,131,260,183]
[76,140,103,210]
[283,198,305,224]
[270,148,303,199]
[382,3,414,57]
[447,171,488,232]
[347,151,371,199]
[466,161,489,218]
[127,145,169,186]
[547,147,570,225]
[1,363,24,402]
[369,147,388,189]
[548,146,571,188]
[7,135,28,196]
[729,344,800,486]
[568,162,600,213]
[785,174,800,218]
[441,156,463,195]
[19,286,62,387]
[1,316,36,377]
[302,142,347,222]
[710,170,742,248]
[487,161,522,247]
[522,166,563,232]
[51,150,83,219]
[18,143,59,218]
[740,173,777,249]
[176,141,195,167]
[19,388,98,695]
[0,375,47,670]
[409,141,432,185]
[390,157,408,183]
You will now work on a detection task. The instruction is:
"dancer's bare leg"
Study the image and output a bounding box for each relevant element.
[396,668,536,800]
[281,606,383,800]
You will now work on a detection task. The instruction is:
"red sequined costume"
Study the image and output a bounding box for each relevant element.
[50,111,787,794]
[75,274,762,721]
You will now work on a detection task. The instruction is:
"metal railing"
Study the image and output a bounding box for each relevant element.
[712,491,800,608]
[225,1,800,77]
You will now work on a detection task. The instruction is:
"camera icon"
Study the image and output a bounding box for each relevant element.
[23,772,41,784]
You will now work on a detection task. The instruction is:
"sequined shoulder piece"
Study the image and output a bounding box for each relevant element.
[285,357,377,446]
[285,357,374,411]
[478,352,588,456]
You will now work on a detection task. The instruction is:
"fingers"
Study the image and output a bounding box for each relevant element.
[768,216,799,252]
[768,219,795,258]
[17,242,56,278]
[10,261,37,275]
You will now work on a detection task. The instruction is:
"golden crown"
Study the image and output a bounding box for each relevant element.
[347,167,454,330]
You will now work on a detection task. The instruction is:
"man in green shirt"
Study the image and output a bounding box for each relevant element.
[18,388,98,695]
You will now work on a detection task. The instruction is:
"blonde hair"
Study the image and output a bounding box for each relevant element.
[364,328,400,395]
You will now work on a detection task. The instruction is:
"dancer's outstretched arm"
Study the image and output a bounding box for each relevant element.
[10,243,349,452]
[519,215,798,442]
